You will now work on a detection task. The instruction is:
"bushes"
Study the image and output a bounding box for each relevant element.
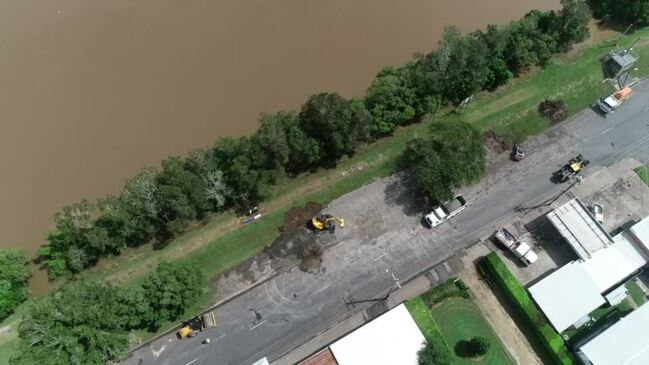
[588,0,649,28]
[401,120,486,202]
[405,298,453,365]
[478,253,574,365]
[0,249,30,320]
[419,278,470,306]
[10,261,202,365]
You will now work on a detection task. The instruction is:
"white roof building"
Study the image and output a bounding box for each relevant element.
[577,302,649,365]
[530,206,649,333]
[529,262,606,333]
[546,198,613,259]
[330,304,425,365]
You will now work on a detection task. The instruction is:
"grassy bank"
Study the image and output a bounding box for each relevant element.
[5,26,649,359]
[72,25,649,344]
[99,27,649,291]
[635,165,649,187]
[406,280,514,365]
[432,298,514,365]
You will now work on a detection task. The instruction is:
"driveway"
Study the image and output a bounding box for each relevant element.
[123,79,649,365]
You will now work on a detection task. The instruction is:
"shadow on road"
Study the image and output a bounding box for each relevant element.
[383,172,428,217]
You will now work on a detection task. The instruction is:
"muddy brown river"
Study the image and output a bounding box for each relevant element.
[0,0,558,293]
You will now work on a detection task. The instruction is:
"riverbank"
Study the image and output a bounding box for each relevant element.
[0,0,560,296]
[3,24,647,363]
[92,26,649,345]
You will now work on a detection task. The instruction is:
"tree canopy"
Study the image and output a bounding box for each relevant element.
[11,261,202,365]
[402,120,486,202]
[589,0,649,27]
[0,249,30,320]
[142,261,204,330]
[418,339,453,365]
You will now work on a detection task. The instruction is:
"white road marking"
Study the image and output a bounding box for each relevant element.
[601,127,614,135]
[213,334,226,343]
[186,359,198,365]
[374,252,389,261]
[152,344,167,358]
[249,319,268,331]
[644,107,649,112]
[313,285,330,295]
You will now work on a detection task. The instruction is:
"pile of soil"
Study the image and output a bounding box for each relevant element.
[281,202,322,233]
[538,99,567,124]
[483,130,506,154]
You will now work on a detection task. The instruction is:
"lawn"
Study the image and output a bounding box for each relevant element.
[431,298,515,365]
[635,165,649,187]
[626,280,647,306]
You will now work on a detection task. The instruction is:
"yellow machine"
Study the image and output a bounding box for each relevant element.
[311,214,344,232]
[177,311,217,339]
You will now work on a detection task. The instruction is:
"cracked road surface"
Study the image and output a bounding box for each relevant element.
[123,79,649,365]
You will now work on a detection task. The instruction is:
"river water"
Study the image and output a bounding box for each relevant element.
[0,0,558,293]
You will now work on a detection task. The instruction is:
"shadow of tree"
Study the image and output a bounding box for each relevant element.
[383,171,429,217]
[454,340,471,358]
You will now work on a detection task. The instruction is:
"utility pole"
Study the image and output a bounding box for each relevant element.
[546,175,582,206]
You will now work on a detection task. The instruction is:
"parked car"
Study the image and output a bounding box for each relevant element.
[493,228,538,266]
[424,195,467,228]
[589,203,604,225]
[512,145,525,161]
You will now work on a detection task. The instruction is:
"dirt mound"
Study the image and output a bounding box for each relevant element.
[282,202,322,233]
[538,99,567,124]
[483,131,506,154]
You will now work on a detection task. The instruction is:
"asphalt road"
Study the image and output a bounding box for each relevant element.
[123,79,649,365]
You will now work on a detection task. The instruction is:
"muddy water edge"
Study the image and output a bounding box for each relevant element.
[0,0,559,294]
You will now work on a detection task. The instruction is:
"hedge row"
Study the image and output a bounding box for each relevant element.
[478,252,574,365]
[405,297,454,364]
[420,278,470,306]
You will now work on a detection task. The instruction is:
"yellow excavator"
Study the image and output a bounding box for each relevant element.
[310,214,344,232]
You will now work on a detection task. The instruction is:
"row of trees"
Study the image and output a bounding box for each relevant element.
[10,261,203,365]
[0,249,30,320]
[588,0,649,27]
[38,0,592,278]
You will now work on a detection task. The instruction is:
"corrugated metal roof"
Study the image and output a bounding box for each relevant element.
[579,302,649,365]
[330,304,425,365]
[547,198,613,259]
[529,262,606,333]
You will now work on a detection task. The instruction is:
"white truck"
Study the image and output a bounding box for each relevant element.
[424,195,467,228]
[596,86,632,115]
[493,228,538,266]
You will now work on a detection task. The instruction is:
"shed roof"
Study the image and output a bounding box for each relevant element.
[529,262,606,333]
[580,232,646,292]
[330,304,425,365]
[578,302,649,365]
[546,198,613,259]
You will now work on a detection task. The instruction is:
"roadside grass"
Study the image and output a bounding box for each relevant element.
[626,280,647,306]
[635,165,649,187]
[431,298,515,365]
[449,28,649,143]
[6,25,649,358]
[96,26,649,292]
